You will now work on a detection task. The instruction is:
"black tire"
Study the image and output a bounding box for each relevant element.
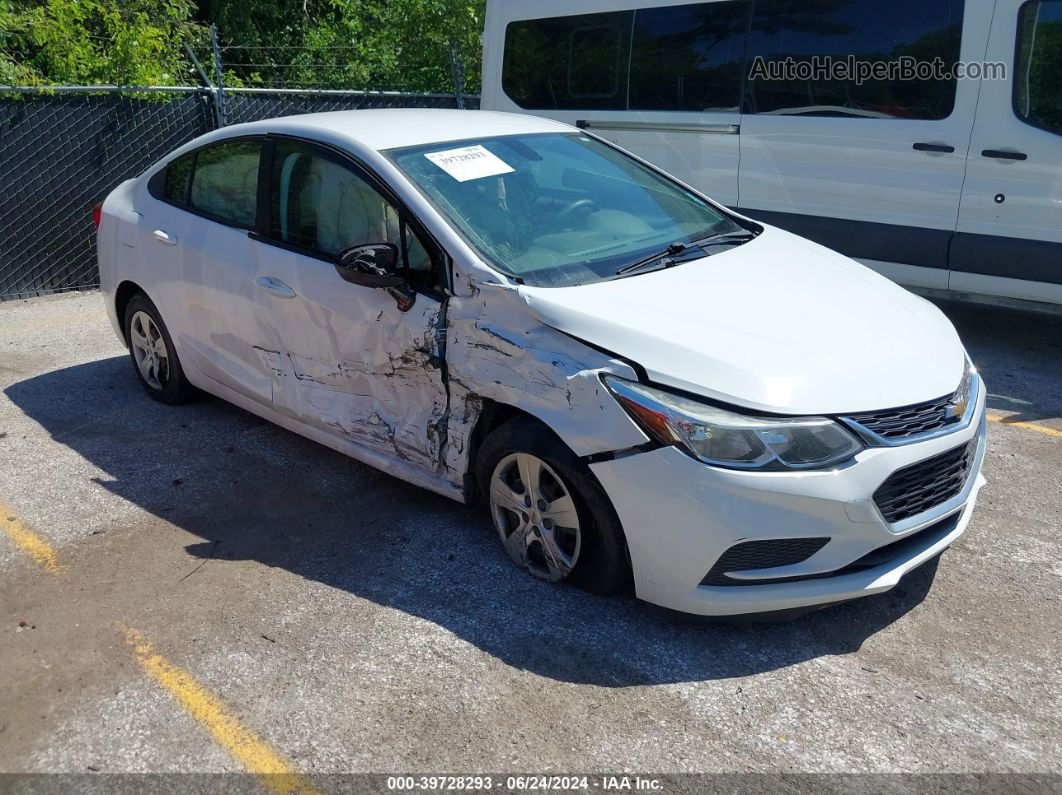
[123,293,198,404]
[476,416,632,595]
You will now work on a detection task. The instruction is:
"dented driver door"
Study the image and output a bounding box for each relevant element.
[250,137,449,473]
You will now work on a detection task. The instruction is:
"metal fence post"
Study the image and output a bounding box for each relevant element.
[209,25,227,126]
[448,41,465,110]
[184,42,212,89]
[183,42,221,129]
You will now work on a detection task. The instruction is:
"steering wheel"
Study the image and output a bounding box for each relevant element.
[555,198,597,222]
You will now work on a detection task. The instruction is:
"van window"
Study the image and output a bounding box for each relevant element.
[1015,0,1062,135]
[502,12,633,110]
[269,140,433,275]
[189,140,260,227]
[570,22,627,99]
[629,1,750,112]
[744,0,965,120]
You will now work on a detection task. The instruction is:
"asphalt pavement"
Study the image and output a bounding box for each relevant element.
[1,291,1059,783]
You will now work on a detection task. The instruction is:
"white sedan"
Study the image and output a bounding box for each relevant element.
[96,109,987,617]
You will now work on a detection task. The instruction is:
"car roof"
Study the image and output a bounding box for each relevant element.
[225,108,574,152]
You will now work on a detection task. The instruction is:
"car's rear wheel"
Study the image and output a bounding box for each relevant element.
[124,294,197,404]
[477,416,631,595]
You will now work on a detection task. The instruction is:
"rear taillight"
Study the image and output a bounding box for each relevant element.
[92,202,102,229]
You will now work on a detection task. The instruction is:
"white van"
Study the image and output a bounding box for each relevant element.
[481,0,1062,310]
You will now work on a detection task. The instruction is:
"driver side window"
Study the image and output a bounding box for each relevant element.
[269,140,435,277]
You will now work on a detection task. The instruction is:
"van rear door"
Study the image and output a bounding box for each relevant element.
[735,0,989,291]
[951,0,1062,303]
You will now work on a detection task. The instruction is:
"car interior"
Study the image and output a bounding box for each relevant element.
[393,133,738,286]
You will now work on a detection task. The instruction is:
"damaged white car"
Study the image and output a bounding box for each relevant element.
[97,109,987,617]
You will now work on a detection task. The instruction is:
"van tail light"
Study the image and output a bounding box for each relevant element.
[92,202,102,229]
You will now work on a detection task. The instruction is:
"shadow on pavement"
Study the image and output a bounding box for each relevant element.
[7,354,946,687]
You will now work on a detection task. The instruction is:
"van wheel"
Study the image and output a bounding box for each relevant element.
[123,294,197,404]
[476,416,632,595]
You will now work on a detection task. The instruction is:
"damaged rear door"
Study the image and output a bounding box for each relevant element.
[250,136,449,472]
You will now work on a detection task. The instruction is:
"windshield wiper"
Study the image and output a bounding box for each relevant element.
[688,229,757,247]
[613,229,757,277]
[614,242,696,276]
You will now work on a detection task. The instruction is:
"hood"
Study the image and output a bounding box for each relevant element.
[519,226,965,415]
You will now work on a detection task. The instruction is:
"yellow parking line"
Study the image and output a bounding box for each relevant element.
[987,412,1062,439]
[1,505,63,574]
[122,628,320,795]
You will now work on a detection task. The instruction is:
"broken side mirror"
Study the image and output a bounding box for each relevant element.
[334,243,415,311]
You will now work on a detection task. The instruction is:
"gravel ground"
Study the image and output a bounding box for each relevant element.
[0,291,1060,782]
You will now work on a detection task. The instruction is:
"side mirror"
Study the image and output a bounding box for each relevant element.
[334,243,416,312]
[334,243,404,288]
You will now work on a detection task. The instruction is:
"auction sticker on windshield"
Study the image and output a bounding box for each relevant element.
[424,145,515,182]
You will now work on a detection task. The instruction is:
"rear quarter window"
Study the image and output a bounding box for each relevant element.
[147,152,194,205]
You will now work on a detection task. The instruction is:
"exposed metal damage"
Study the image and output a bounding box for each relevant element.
[249,276,647,501]
[255,296,448,473]
[440,281,648,490]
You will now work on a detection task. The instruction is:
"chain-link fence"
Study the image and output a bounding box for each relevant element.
[0,86,476,300]
[220,88,476,126]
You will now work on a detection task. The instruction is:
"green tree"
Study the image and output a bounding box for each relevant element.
[194,0,369,89]
[1,0,485,93]
[1,0,202,86]
[364,0,485,93]
[198,0,484,93]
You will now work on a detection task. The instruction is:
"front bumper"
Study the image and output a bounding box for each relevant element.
[589,378,987,616]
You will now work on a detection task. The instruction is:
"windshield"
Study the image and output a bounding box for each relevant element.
[388,133,746,287]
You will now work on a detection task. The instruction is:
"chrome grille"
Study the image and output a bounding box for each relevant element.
[846,393,961,439]
[873,440,977,523]
[843,362,975,445]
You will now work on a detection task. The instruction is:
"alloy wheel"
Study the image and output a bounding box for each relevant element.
[488,452,582,582]
[129,310,169,390]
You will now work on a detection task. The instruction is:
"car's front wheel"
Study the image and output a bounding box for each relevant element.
[477,416,631,595]
[123,294,197,404]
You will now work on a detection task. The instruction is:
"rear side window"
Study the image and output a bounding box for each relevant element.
[189,140,261,227]
[629,1,750,112]
[1015,0,1062,135]
[502,11,633,110]
[744,0,965,120]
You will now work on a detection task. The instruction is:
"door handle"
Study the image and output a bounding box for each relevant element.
[982,149,1028,161]
[153,229,177,245]
[913,142,955,153]
[255,276,296,299]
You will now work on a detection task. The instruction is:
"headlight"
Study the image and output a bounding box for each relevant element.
[603,375,863,471]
